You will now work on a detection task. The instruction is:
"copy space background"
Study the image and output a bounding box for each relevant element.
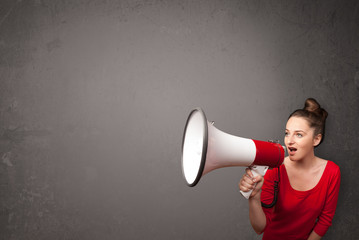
[0,0,358,239]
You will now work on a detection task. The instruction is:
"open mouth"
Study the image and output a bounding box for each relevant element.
[288,147,297,153]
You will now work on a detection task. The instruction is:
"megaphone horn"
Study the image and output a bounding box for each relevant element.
[181,108,285,197]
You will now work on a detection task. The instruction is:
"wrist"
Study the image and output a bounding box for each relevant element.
[248,190,261,201]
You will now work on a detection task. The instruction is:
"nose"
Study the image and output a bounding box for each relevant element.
[288,134,295,144]
[285,134,295,145]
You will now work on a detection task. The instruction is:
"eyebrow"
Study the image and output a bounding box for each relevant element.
[285,129,306,133]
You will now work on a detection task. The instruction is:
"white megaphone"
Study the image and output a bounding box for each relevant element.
[181,108,285,199]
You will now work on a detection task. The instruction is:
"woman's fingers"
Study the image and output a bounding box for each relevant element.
[239,174,256,192]
[245,168,254,178]
[239,169,265,197]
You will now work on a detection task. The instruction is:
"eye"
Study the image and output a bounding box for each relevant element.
[285,132,289,137]
[296,133,303,138]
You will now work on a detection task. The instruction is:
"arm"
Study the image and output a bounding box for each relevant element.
[239,168,266,234]
[248,189,266,234]
[313,165,341,236]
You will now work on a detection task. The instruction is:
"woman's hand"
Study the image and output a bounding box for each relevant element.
[239,168,267,234]
[238,168,264,199]
[307,231,322,240]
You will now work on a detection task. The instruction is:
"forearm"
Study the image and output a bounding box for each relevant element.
[307,231,322,240]
[248,192,266,235]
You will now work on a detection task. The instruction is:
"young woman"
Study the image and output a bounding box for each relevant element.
[239,98,341,240]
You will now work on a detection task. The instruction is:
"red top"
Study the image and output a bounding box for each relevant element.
[261,160,340,240]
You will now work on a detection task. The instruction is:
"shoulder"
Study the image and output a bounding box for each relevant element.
[323,160,341,182]
[325,160,340,174]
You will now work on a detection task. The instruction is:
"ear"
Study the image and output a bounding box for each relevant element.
[313,134,322,147]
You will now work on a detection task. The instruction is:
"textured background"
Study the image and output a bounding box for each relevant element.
[0,0,358,239]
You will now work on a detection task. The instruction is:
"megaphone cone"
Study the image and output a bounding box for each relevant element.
[181,108,285,188]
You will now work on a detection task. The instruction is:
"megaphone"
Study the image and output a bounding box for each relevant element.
[181,108,285,199]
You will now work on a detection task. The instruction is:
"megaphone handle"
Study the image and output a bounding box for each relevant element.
[240,165,268,199]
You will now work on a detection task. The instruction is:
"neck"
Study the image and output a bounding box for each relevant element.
[289,152,318,170]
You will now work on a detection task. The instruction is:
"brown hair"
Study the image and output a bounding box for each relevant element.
[289,98,328,146]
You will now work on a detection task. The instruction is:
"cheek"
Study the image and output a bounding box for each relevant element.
[300,138,314,149]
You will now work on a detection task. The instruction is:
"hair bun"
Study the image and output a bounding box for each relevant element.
[304,98,328,120]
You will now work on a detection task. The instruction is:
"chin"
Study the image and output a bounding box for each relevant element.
[288,155,300,161]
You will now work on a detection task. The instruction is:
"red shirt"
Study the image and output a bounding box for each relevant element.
[261,160,340,240]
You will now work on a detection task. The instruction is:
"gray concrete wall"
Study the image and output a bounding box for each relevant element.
[0,0,358,239]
